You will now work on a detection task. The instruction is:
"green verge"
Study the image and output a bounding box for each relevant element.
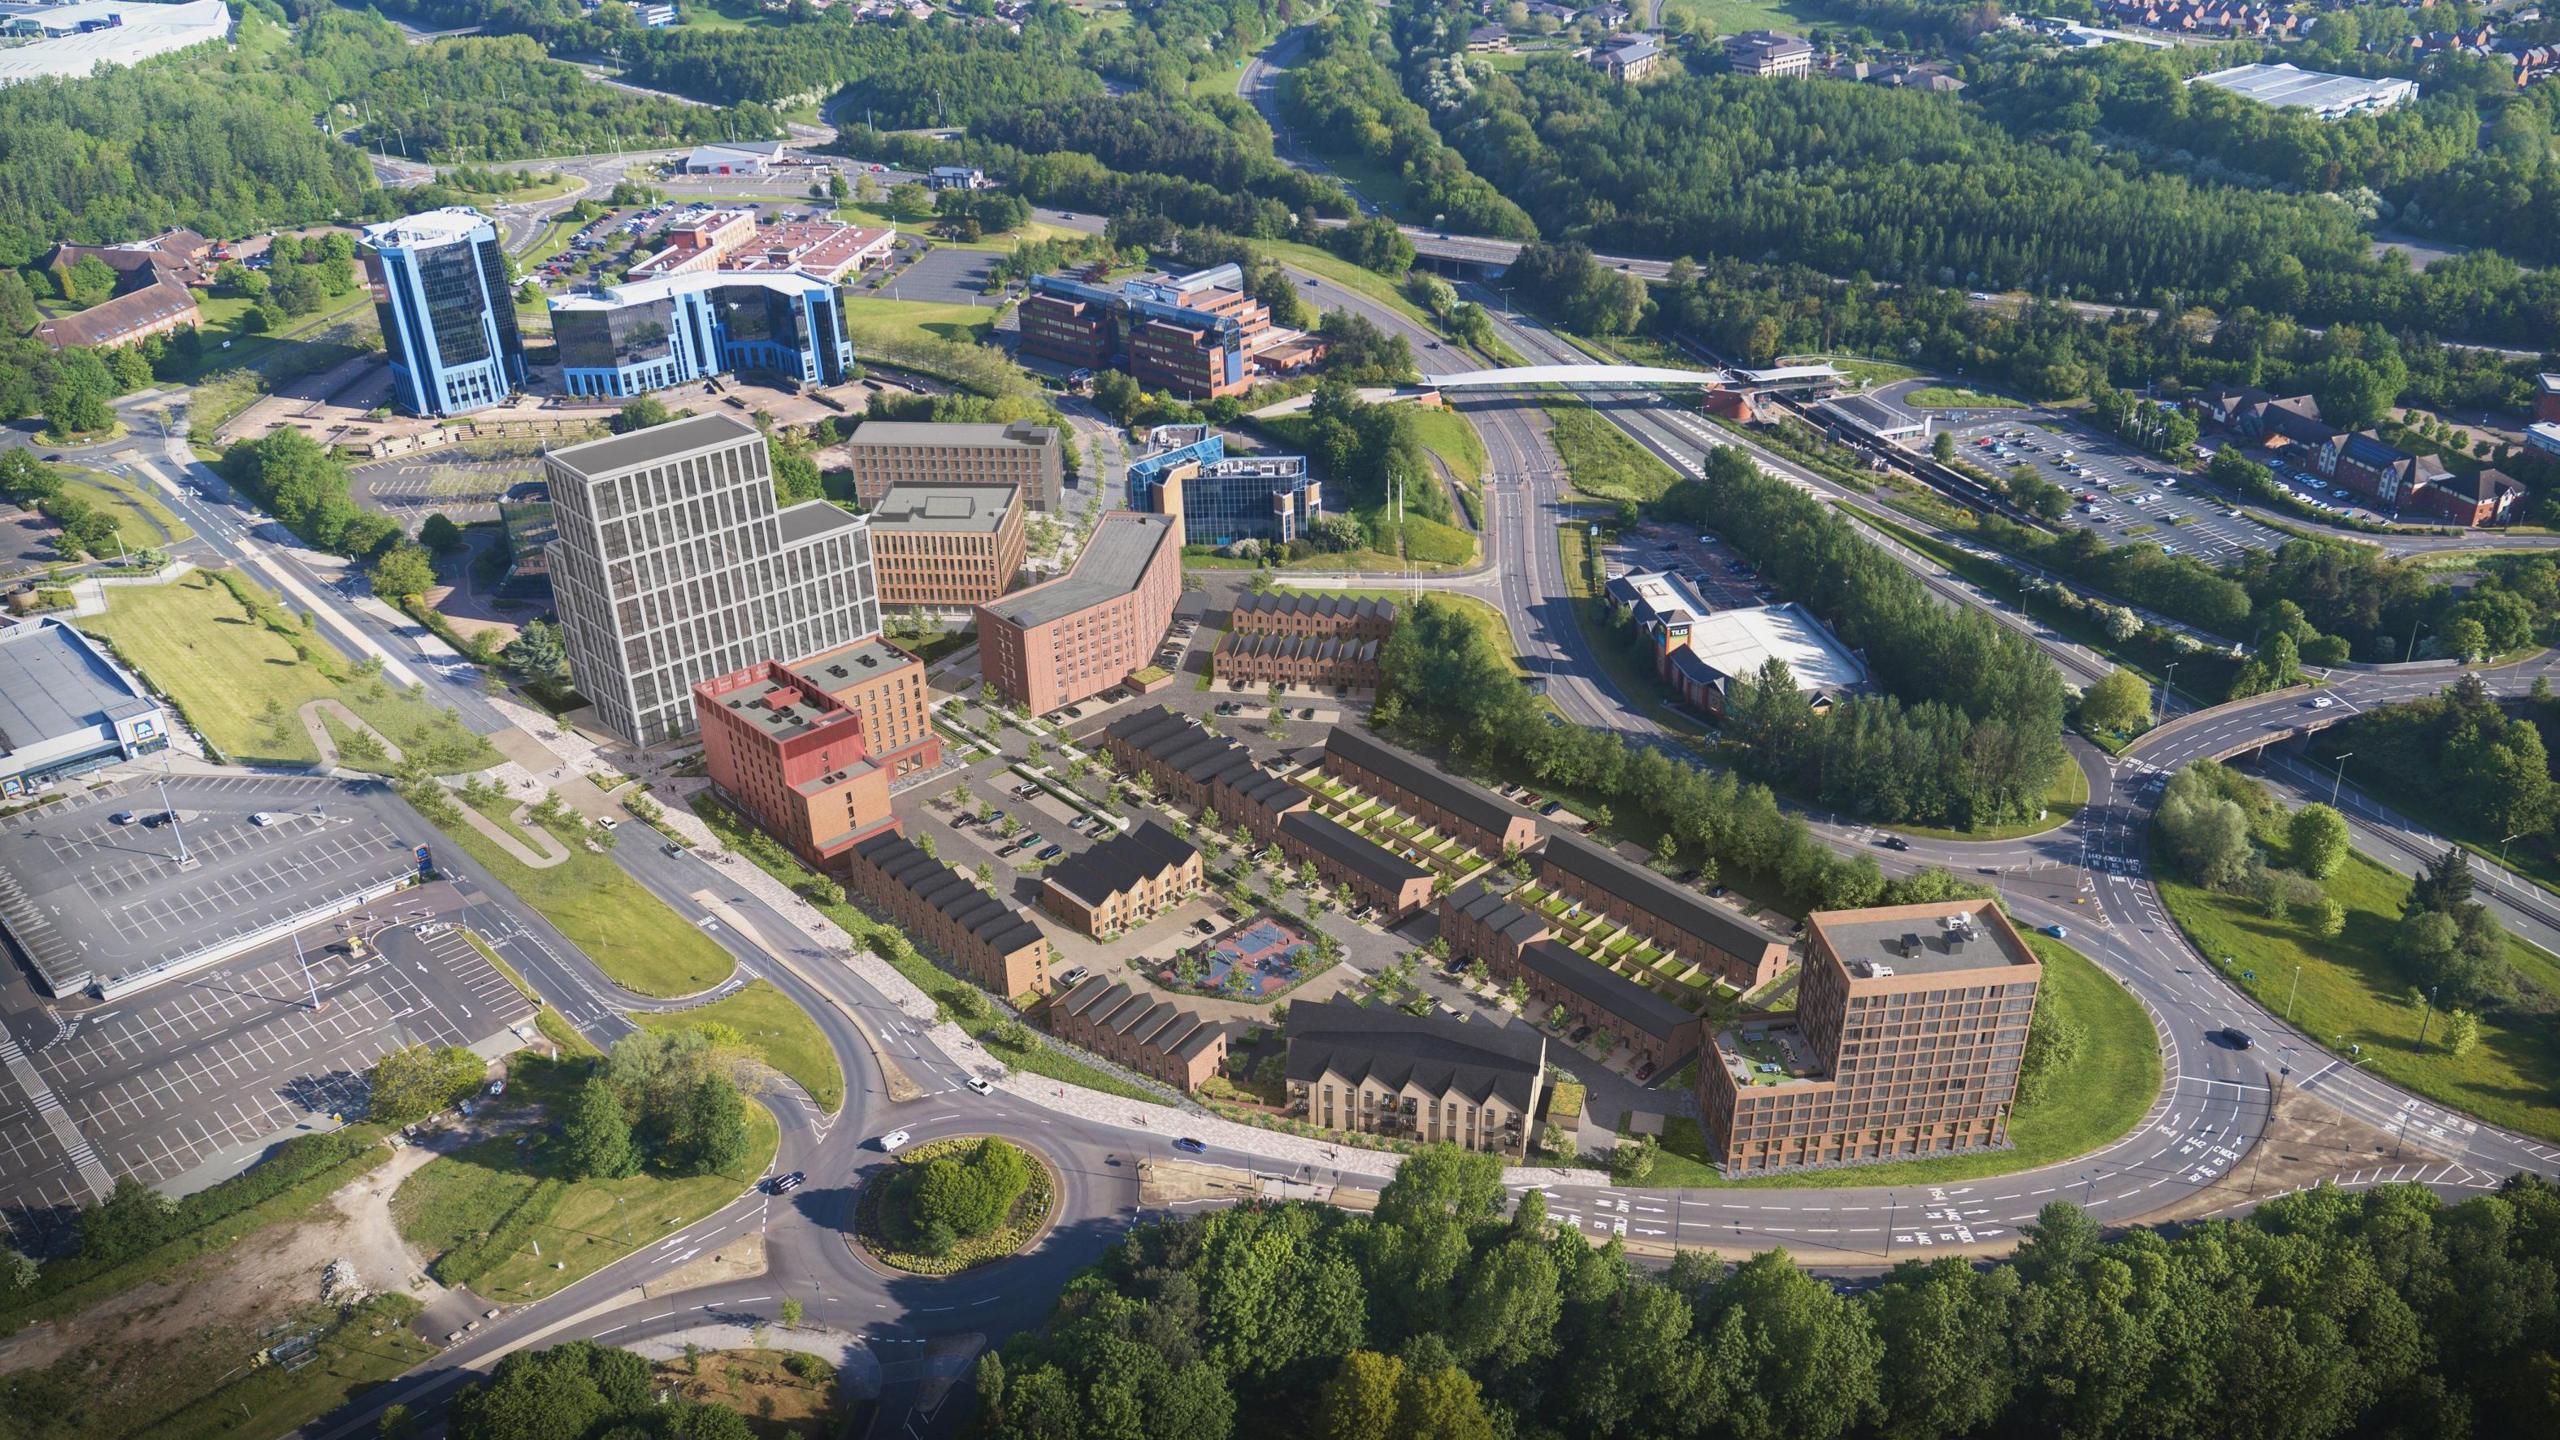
[75,569,494,771]
[435,796,736,999]
[1544,403,1682,502]
[1648,937,2160,1188]
[1905,385,2024,410]
[1890,759,2088,844]
[391,1101,778,1303]
[2156,824,2560,1144]
[61,466,194,544]
[686,793,1161,1103]
[640,978,846,1112]
[1404,405,1488,487]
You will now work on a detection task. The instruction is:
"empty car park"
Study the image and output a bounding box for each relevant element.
[0,900,536,1254]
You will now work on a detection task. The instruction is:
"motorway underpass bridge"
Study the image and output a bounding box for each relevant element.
[1418,362,1843,394]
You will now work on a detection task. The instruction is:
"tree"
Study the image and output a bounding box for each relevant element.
[419,512,465,552]
[612,395,673,434]
[678,1073,751,1175]
[2444,616,2488,662]
[561,1074,638,1180]
[2078,668,2151,735]
[2,1245,36,1292]
[367,1043,484,1126]
[1610,1134,1657,1183]
[1932,430,1956,463]
[2289,803,2350,879]
[780,1295,804,1327]
[43,378,112,438]
[368,541,437,600]
[1317,1350,1404,1440]
[377,1401,415,1438]
[448,1340,650,1440]
[1698,1251,1884,1440]
[2156,765,2255,888]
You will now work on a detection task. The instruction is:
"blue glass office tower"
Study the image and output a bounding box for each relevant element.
[360,208,527,418]
[1123,425,1320,548]
[549,272,854,399]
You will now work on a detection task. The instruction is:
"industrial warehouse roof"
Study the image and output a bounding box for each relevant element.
[1672,602,1868,699]
[0,0,233,86]
[2191,62,2415,117]
[0,619,155,755]
[984,512,1176,630]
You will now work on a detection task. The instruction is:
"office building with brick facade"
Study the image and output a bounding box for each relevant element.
[1048,977,1228,1091]
[692,661,900,870]
[788,636,936,778]
[844,831,1053,999]
[1323,727,1541,856]
[1285,996,1546,1156]
[845,420,1065,512]
[1532,831,1791,990]
[1037,821,1203,938]
[976,512,1180,715]
[1700,899,2041,1174]
[865,482,1025,610]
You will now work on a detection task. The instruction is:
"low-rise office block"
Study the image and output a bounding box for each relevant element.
[866,481,1026,610]
[976,512,1180,715]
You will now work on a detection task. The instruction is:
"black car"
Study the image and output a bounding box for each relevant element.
[1569,1024,1594,1044]
[2220,1027,2255,1051]
[764,1171,804,1195]
[1877,835,1910,852]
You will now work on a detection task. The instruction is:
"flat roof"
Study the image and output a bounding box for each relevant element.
[1822,392,1924,436]
[0,0,232,86]
[846,421,1056,450]
[791,636,920,696]
[1810,900,2038,980]
[2192,62,2414,113]
[359,206,492,253]
[775,500,864,546]
[546,413,760,480]
[0,620,153,752]
[985,512,1176,630]
[709,671,848,745]
[1674,603,1867,695]
[549,269,835,312]
[867,482,1019,535]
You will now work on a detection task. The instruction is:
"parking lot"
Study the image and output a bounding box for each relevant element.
[1599,525,1772,609]
[349,454,544,525]
[0,774,423,997]
[874,245,999,305]
[0,902,536,1254]
[1942,416,2285,565]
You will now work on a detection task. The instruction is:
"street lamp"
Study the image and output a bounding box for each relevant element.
[2415,985,2441,1050]
[2328,751,2354,807]
[2157,661,2181,726]
[2500,831,2525,870]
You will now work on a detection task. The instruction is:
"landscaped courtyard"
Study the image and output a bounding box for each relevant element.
[1301,771,1494,884]
[1159,914,1333,1001]
[1511,880,1736,1016]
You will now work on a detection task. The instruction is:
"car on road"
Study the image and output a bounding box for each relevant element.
[966,1076,996,1095]
[487,1080,506,1097]
[596,815,618,830]
[2219,1027,2255,1050]
[1877,835,1910,851]
[2044,924,2069,939]
[248,811,278,827]
[878,1130,912,1152]
[1172,1137,1208,1154]
[2309,695,2337,709]
[765,1171,804,1195]
[664,842,684,857]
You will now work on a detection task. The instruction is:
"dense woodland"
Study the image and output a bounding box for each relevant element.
[974,1146,2560,1440]
[1284,8,1536,237]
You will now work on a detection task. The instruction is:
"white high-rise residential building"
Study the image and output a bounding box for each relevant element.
[545,414,881,746]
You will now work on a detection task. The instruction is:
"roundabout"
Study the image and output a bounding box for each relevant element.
[851,1135,1059,1277]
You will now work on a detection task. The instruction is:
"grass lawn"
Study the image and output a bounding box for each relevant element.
[640,978,845,1112]
[1405,404,1488,487]
[687,793,1162,1103]
[1294,586,1520,671]
[392,1102,777,1303]
[1905,385,2024,410]
[1546,403,1681,503]
[1660,0,1828,35]
[1648,936,2159,1188]
[1894,759,2089,843]
[838,296,998,350]
[438,796,736,999]
[74,570,493,771]
[2157,824,2560,1144]
[58,465,193,546]
[1780,353,1924,386]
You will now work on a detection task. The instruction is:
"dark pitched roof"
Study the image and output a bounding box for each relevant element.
[1105,704,1309,812]
[1231,591,1396,627]
[853,832,1046,954]
[1279,810,1430,891]
[1325,727,1531,841]
[1535,831,1785,957]
[1226,633,1379,665]
[34,272,196,349]
[2438,468,2526,503]
[1445,882,1550,951]
[1516,939,1699,1044]
[1284,996,1544,1110]
[1041,820,1197,907]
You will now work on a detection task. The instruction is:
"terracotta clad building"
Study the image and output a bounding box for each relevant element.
[1700,899,2041,1174]
[866,482,1025,610]
[1285,996,1546,1156]
[1278,810,1436,921]
[976,512,1181,715]
[843,831,1054,999]
[787,636,938,780]
[1323,727,1541,857]
[692,660,900,870]
[1099,705,1312,835]
[1533,831,1791,990]
[1037,820,1203,937]
[1048,976,1228,1091]
[846,420,1064,512]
